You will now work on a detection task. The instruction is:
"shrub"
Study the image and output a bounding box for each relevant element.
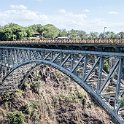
[15,89,23,97]
[1,89,23,102]
[58,93,79,103]
[23,101,39,115]
[31,81,41,94]
[31,110,40,124]
[119,99,124,107]
[22,101,40,124]
[1,92,14,102]
[103,58,109,73]
[7,111,25,124]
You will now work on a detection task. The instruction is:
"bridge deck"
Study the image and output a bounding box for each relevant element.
[0,39,124,52]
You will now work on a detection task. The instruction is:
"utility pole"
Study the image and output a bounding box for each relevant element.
[42,32,44,40]
[103,27,107,38]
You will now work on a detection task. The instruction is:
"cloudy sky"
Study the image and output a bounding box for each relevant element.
[0,0,124,32]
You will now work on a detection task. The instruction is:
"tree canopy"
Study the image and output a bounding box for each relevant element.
[0,23,124,41]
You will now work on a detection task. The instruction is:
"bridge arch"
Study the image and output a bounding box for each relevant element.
[1,59,122,124]
[0,46,124,123]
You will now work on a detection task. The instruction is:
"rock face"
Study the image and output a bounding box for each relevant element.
[0,65,113,124]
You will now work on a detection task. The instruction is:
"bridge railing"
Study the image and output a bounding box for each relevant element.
[0,38,124,45]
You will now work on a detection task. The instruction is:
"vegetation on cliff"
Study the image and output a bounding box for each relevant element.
[0,65,113,124]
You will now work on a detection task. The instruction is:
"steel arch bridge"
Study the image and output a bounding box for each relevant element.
[0,46,124,124]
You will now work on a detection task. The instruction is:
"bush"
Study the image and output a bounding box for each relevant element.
[7,111,25,124]
[31,110,40,124]
[22,101,40,124]
[119,99,124,107]
[1,89,23,102]
[23,101,39,115]
[103,58,109,73]
[1,92,15,102]
[15,89,23,97]
[31,81,41,94]
[58,93,80,103]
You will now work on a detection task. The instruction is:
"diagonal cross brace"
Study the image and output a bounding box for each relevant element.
[115,58,123,114]
[51,53,60,62]
[82,56,87,79]
[96,57,103,93]
[71,56,84,73]
[99,60,119,94]
[61,54,70,66]
[44,53,51,60]
[116,58,122,99]
[83,57,100,82]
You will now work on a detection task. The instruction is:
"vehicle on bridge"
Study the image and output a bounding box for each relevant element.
[56,36,69,40]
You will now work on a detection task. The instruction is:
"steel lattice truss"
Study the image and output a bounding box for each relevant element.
[0,46,124,123]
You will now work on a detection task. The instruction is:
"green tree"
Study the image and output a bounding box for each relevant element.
[25,27,33,37]
[2,23,27,41]
[78,31,88,39]
[105,31,116,39]
[88,32,98,39]
[69,29,81,40]
[30,24,42,33]
[99,33,104,38]
[42,24,60,39]
[2,27,13,40]
[117,32,124,39]
[58,29,68,37]
[37,24,43,35]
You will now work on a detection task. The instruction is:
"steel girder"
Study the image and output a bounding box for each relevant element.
[0,47,124,123]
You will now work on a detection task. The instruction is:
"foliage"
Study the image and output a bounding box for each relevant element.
[78,31,87,39]
[58,29,68,37]
[117,32,124,39]
[57,92,84,103]
[7,111,25,124]
[1,92,15,102]
[25,26,33,37]
[69,29,81,40]
[105,31,116,39]
[15,89,23,97]
[31,81,41,94]
[42,24,60,39]
[119,99,124,107]
[21,101,40,123]
[23,101,39,115]
[31,110,40,124]
[0,23,124,41]
[1,23,27,41]
[88,32,99,39]
[103,58,109,73]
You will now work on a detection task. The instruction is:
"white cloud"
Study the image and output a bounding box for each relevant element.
[0,5,48,25]
[0,5,123,32]
[10,5,27,10]
[108,11,118,15]
[59,9,66,14]
[51,9,88,30]
[84,9,90,13]
[0,5,88,29]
